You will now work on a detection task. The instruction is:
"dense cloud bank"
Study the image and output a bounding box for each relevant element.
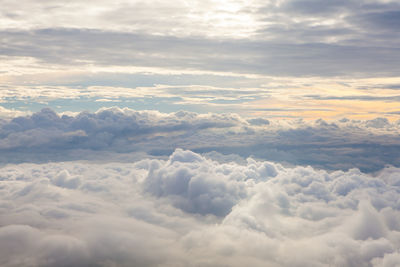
[1,108,400,172]
[1,149,400,266]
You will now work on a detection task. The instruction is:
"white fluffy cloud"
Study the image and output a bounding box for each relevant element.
[1,149,400,266]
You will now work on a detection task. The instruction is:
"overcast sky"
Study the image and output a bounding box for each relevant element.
[1,0,400,119]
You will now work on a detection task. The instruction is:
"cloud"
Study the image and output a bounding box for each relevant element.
[0,0,261,38]
[0,106,29,119]
[1,27,400,77]
[0,0,399,87]
[304,94,400,102]
[257,0,400,45]
[2,149,400,266]
[351,10,400,33]
[143,149,252,216]
[0,107,241,149]
[280,0,353,15]
[1,108,400,172]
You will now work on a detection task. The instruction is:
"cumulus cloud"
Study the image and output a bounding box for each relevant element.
[0,107,241,149]
[143,149,251,216]
[1,108,400,172]
[2,149,400,266]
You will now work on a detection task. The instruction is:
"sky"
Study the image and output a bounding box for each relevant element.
[1,0,400,119]
[1,1,400,266]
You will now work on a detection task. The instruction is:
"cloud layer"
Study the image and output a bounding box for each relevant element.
[0,0,399,77]
[1,28,399,77]
[1,2,400,265]
[1,108,400,172]
[1,1,400,119]
[2,149,400,266]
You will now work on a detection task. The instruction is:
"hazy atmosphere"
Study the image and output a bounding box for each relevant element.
[1,0,400,266]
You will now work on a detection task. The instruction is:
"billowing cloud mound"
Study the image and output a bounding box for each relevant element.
[1,149,400,266]
[2,108,400,172]
[144,149,254,216]
[0,107,240,150]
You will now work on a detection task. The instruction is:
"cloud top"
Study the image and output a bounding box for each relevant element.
[1,108,400,172]
[2,149,400,266]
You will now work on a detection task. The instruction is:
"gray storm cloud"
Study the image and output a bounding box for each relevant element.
[1,149,400,266]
